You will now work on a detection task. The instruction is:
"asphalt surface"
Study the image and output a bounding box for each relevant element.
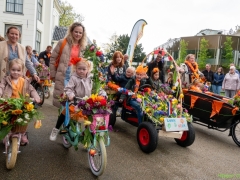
[0,91,240,180]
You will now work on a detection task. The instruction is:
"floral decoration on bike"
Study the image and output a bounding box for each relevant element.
[0,94,42,140]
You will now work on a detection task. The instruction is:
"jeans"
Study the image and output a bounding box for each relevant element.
[64,66,71,86]
[128,99,143,124]
[212,85,222,94]
[225,90,236,98]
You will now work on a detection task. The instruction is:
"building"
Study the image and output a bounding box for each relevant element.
[0,0,62,53]
[155,29,240,69]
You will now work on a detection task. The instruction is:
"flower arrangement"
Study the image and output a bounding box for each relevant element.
[0,94,42,140]
[229,90,240,108]
[138,90,192,125]
[35,64,50,80]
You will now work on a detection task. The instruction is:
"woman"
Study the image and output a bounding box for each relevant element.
[107,51,126,81]
[222,66,240,98]
[50,22,87,108]
[212,67,225,94]
[0,26,39,82]
[26,46,40,67]
[179,54,203,88]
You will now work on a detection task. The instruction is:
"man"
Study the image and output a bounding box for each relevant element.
[147,51,165,83]
[39,46,52,67]
[32,49,39,60]
[123,54,129,68]
[202,63,214,91]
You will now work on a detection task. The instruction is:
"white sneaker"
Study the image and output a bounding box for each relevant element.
[49,127,60,141]
[116,108,122,116]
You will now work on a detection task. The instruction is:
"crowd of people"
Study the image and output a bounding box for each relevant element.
[0,22,240,145]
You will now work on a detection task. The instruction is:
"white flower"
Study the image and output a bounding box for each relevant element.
[24,121,28,124]
[24,113,30,120]
[83,96,89,100]
[16,118,23,122]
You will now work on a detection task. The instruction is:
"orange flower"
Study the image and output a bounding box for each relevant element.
[107,82,120,91]
[12,109,23,115]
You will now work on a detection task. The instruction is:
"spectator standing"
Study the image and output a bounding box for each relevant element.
[222,66,240,98]
[230,63,240,78]
[212,67,225,94]
[202,63,214,90]
[39,46,52,67]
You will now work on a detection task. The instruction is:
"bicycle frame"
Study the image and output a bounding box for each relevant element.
[4,132,22,154]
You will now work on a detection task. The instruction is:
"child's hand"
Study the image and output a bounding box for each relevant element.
[35,98,41,104]
[68,96,74,101]
[110,65,115,75]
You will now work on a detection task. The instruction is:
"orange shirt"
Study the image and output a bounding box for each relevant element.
[70,45,80,60]
[11,77,25,98]
[132,80,140,98]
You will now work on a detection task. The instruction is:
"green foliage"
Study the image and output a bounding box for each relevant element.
[198,38,209,69]
[59,1,83,27]
[222,36,234,68]
[178,40,188,64]
[104,34,146,63]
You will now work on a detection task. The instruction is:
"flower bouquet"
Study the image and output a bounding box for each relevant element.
[35,64,50,80]
[229,90,240,108]
[138,89,192,125]
[0,94,42,140]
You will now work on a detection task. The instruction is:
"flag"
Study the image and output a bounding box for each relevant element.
[126,19,147,66]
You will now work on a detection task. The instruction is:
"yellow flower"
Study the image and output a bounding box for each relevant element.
[157,107,162,110]
[170,65,174,69]
[84,120,92,126]
[137,94,143,99]
[25,93,29,97]
[159,117,164,122]
[172,99,178,105]
[90,94,98,101]
[25,103,34,111]
[145,108,151,113]
[2,120,8,125]
[34,120,42,129]
[172,86,176,90]
[12,109,23,115]
[179,94,184,99]
[168,95,173,98]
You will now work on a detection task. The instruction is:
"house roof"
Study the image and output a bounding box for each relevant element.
[196,29,222,36]
[52,26,92,44]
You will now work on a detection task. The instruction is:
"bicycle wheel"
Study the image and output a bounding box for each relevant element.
[6,137,18,169]
[62,136,72,149]
[44,86,51,99]
[88,138,107,176]
[35,83,44,105]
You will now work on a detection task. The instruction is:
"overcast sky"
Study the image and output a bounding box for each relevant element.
[67,0,240,54]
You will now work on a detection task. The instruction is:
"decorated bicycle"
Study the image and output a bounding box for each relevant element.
[57,44,111,176]
[0,95,42,169]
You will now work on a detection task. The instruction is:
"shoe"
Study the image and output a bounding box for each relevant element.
[116,108,122,116]
[49,128,60,141]
[21,132,29,146]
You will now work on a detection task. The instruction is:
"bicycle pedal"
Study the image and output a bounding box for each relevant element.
[59,130,68,134]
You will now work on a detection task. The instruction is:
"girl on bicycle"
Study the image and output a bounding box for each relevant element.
[0,59,41,144]
[49,57,93,141]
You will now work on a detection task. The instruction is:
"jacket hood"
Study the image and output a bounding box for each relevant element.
[71,72,93,79]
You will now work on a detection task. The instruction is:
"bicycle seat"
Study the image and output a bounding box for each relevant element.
[123,100,134,111]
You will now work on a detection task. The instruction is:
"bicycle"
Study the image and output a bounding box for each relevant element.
[61,99,110,176]
[31,80,44,106]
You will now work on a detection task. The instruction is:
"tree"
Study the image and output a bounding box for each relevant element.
[104,34,146,63]
[59,1,84,27]
[198,38,209,69]
[222,36,234,67]
[178,39,188,64]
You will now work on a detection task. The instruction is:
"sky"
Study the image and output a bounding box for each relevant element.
[66,0,240,54]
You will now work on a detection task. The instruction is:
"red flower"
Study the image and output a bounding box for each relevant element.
[96,51,103,57]
[143,88,151,93]
[167,69,170,73]
[86,98,94,106]
[98,125,106,130]
[168,56,173,61]
[99,99,107,106]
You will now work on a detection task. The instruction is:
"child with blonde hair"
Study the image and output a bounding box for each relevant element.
[189,79,202,93]
[0,59,40,145]
[50,57,93,141]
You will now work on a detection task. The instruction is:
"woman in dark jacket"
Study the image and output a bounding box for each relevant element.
[212,67,225,94]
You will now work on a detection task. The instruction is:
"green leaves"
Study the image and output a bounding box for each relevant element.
[198,38,209,69]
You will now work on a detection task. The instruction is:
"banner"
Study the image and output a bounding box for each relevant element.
[126,19,147,66]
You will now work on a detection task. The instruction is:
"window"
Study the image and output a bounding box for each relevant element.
[6,0,23,13]
[5,24,22,43]
[35,31,41,53]
[37,0,43,21]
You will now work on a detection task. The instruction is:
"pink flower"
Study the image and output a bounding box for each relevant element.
[136,98,142,103]
[90,46,95,51]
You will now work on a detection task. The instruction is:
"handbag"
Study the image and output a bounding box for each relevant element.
[54,38,67,70]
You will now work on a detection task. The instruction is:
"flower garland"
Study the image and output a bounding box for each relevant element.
[184,60,199,79]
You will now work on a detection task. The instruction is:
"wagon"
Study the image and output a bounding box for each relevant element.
[183,90,240,146]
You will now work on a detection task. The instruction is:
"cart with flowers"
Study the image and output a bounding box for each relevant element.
[0,95,42,169]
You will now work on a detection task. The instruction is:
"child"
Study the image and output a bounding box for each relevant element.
[0,59,41,145]
[119,64,148,124]
[49,58,93,141]
[147,68,162,92]
[166,72,173,88]
[189,79,202,93]
[110,66,135,115]
[107,51,126,81]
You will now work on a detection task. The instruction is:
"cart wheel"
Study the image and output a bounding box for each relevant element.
[62,136,72,149]
[88,138,107,176]
[109,109,116,127]
[175,123,195,147]
[6,137,18,169]
[231,121,240,147]
[44,87,50,99]
[137,122,158,153]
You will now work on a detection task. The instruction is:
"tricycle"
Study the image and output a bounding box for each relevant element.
[183,90,240,146]
[108,85,195,153]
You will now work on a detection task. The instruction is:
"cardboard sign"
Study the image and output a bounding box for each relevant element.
[164,118,189,132]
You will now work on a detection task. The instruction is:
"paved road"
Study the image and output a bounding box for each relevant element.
[0,94,240,180]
